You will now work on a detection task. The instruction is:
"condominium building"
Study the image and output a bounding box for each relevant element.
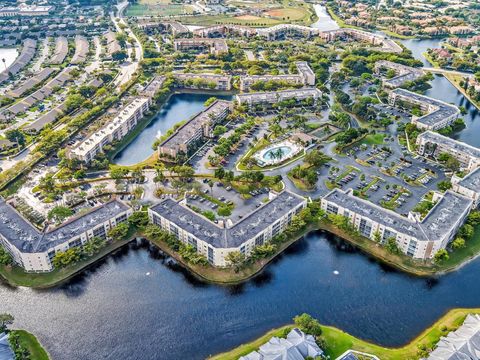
[319,28,402,53]
[236,88,322,107]
[389,88,459,130]
[321,188,472,260]
[374,60,424,88]
[158,100,232,159]
[70,97,151,162]
[148,191,306,266]
[193,24,256,38]
[452,168,480,208]
[257,24,319,40]
[416,131,480,172]
[71,35,89,64]
[49,36,68,65]
[174,38,228,56]
[0,199,132,272]
[140,75,166,98]
[0,4,53,17]
[173,73,232,91]
[240,61,315,91]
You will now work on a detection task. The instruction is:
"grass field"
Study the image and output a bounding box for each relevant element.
[175,0,313,27]
[361,133,386,146]
[211,308,480,360]
[125,0,192,17]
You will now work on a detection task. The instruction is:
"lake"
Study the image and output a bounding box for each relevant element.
[113,93,232,166]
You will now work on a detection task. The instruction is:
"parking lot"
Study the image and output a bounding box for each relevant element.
[185,179,272,224]
[317,138,447,214]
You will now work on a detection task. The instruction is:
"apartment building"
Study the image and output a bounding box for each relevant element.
[240,61,315,91]
[452,168,480,208]
[236,88,322,107]
[321,188,472,260]
[69,97,151,162]
[389,88,460,130]
[257,24,319,40]
[140,75,166,98]
[0,5,53,17]
[193,24,256,38]
[374,60,424,88]
[319,28,402,53]
[416,131,480,172]
[148,191,306,266]
[174,38,228,56]
[0,199,132,272]
[158,100,232,159]
[173,73,232,91]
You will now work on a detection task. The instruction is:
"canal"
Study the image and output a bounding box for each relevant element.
[398,38,480,147]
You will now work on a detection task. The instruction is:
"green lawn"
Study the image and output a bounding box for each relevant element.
[361,133,386,146]
[125,3,191,16]
[211,308,480,360]
[10,330,50,360]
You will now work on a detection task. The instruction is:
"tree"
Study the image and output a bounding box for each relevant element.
[459,224,474,240]
[0,313,14,333]
[214,168,225,179]
[293,313,322,336]
[434,249,449,263]
[208,180,214,196]
[218,206,232,217]
[5,128,25,147]
[52,248,81,268]
[0,245,12,266]
[451,237,466,249]
[108,222,130,241]
[226,251,245,272]
[304,150,330,168]
[48,206,74,224]
[128,212,149,228]
[437,180,452,192]
[385,237,399,254]
[373,231,382,243]
[467,210,480,226]
[110,168,129,182]
[82,236,106,257]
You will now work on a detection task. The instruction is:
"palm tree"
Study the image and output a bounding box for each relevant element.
[208,179,214,196]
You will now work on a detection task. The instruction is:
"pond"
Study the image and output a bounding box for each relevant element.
[113,93,232,166]
[0,48,18,72]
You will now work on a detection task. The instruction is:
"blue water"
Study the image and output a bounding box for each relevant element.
[113,93,232,165]
[2,233,480,360]
[263,146,292,161]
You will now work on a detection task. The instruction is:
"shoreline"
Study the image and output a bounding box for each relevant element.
[1,219,479,289]
[8,329,50,360]
[421,51,480,111]
[210,308,480,360]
